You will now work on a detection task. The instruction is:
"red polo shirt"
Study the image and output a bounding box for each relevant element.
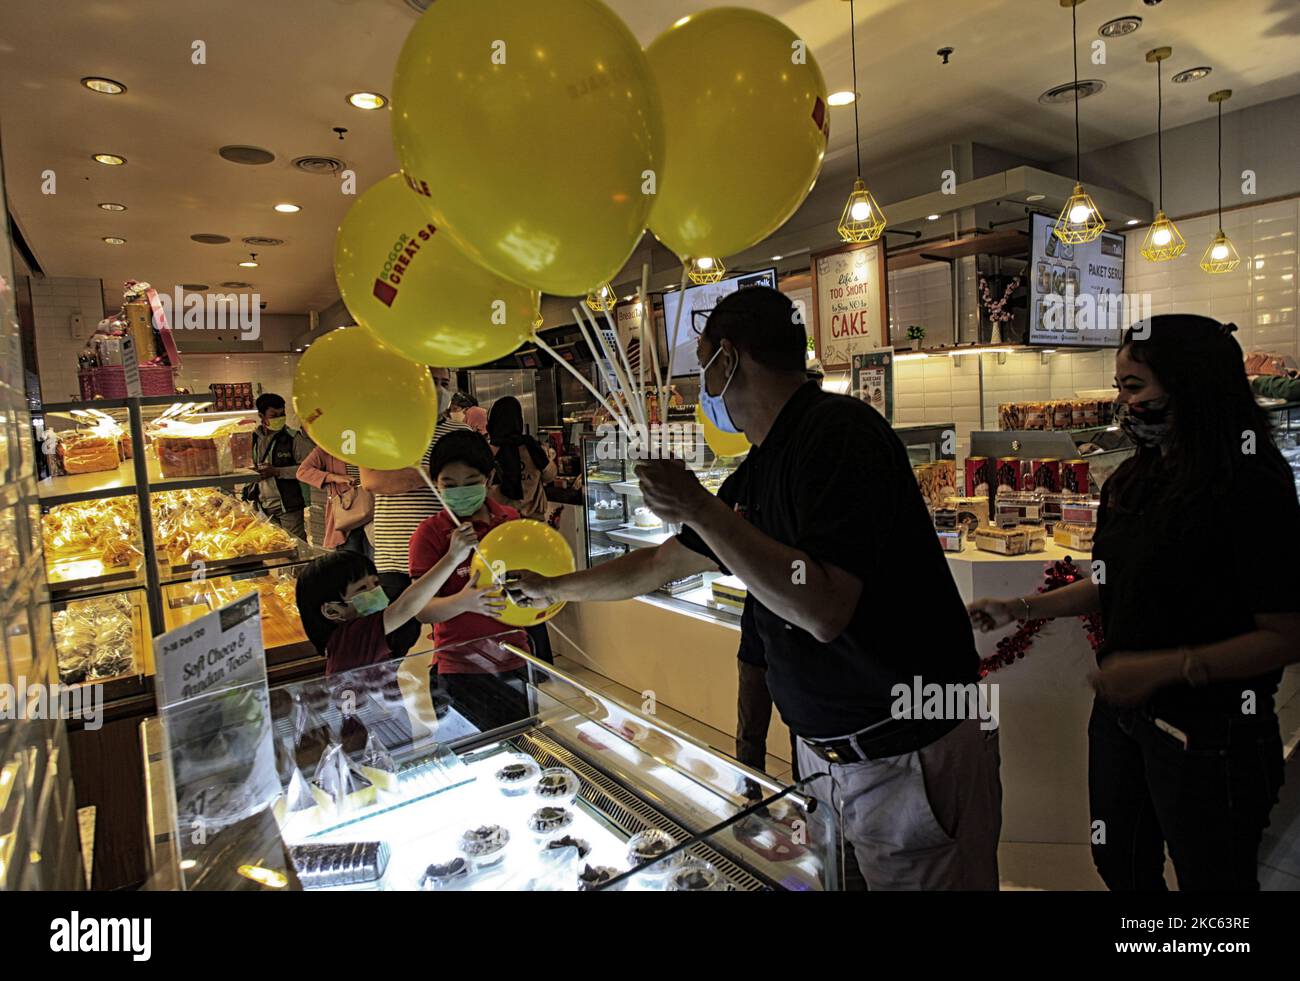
[408,498,529,674]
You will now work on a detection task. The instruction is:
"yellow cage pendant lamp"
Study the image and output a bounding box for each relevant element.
[584,284,617,313]
[1140,47,1186,262]
[1054,0,1104,244]
[836,0,886,244]
[686,256,726,285]
[1200,90,1242,274]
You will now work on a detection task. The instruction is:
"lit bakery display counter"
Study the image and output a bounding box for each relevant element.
[142,638,839,891]
[580,431,745,624]
[32,394,329,888]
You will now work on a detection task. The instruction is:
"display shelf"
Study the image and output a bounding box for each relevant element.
[37,462,139,505]
[607,525,671,549]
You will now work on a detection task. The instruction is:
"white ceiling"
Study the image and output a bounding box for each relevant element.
[1,0,1297,315]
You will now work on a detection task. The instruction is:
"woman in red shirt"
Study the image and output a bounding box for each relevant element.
[409,430,534,732]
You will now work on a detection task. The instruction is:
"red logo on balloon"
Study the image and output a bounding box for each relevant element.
[811,97,829,142]
[373,279,398,307]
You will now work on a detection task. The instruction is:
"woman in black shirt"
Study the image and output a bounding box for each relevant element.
[969,314,1300,890]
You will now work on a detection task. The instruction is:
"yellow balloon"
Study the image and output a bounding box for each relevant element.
[695,403,751,460]
[470,519,576,627]
[647,9,829,259]
[391,0,663,296]
[293,327,438,470]
[334,174,538,368]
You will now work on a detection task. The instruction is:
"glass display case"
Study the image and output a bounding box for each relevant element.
[143,635,839,891]
[580,431,746,624]
[1263,399,1300,499]
[33,395,326,698]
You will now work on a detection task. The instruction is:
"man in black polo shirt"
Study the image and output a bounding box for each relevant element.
[512,287,1001,889]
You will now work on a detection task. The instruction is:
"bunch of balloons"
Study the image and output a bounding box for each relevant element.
[295,1,830,608]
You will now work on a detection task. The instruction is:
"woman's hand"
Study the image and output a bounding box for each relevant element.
[446,523,479,566]
[1090,651,1180,707]
[967,597,1022,633]
[325,472,352,488]
[450,569,507,618]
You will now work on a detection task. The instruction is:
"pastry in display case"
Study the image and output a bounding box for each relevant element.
[51,590,150,686]
[579,432,747,624]
[143,635,841,891]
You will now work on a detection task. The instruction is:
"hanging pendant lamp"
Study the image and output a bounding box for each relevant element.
[584,285,617,312]
[836,0,886,244]
[1140,47,1186,262]
[1053,0,1105,244]
[1199,89,1241,274]
[686,256,726,285]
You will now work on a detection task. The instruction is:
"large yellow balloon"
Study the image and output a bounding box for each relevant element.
[471,520,576,627]
[647,9,829,260]
[391,0,663,297]
[334,174,538,368]
[695,403,751,460]
[293,327,438,470]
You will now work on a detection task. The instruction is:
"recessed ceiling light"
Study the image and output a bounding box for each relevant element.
[179,283,209,291]
[273,203,301,214]
[347,92,388,110]
[93,153,126,166]
[98,202,127,211]
[1026,194,1046,202]
[1038,80,1105,105]
[220,281,253,289]
[102,237,126,245]
[1126,218,1141,225]
[191,233,230,245]
[926,214,941,221]
[828,91,857,107]
[239,259,259,268]
[771,255,783,261]
[81,76,126,95]
[1098,17,1142,38]
[1173,66,1212,84]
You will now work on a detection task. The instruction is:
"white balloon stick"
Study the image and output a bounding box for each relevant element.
[583,302,645,429]
[533,330,633,437]
[572,306,641,431]
[662,264,691,393]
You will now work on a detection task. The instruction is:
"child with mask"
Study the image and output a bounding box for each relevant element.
[296,520,479,677]
[408,430,533,731]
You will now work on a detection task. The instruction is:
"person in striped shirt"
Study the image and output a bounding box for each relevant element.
[360,367,469,601]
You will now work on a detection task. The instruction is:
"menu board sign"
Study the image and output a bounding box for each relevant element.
[813,244,886,368]
[851,348,895,423]
[1027,213,1126,346]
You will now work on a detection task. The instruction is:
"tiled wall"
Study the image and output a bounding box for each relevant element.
[28,276,105,402]
[172,352,303,426]
[1123,198,1298,358]
[891,196,1300,459]
[888,263,953,346]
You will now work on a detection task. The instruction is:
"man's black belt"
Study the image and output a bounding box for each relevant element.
[800,715,963,764]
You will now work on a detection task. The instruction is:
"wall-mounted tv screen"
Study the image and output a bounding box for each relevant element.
[1027,212,1126,347]
[661,268,777,377]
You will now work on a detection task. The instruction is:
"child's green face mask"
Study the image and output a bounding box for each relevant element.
[441,484,487,517]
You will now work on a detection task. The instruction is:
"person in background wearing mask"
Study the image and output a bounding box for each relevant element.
[361,366,469,603]
[408,430,531,731]
[295,523,477,676]
[445,390,477,426]
[251,392,309,540]
[511,287,1000,890]
[968,315,1300,891]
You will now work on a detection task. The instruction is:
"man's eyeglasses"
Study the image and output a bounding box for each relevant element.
[690,308,715,338]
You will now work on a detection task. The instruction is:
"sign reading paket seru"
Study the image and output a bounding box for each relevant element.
[813,243,887,368]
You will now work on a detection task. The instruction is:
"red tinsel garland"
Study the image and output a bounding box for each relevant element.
[978,556,1104,677]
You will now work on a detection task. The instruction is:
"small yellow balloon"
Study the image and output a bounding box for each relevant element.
[391,0,663,296]
[695,403,751,460]
[647,9,828,259]
[471,519,576,627]
[335,174,538,368]
[293,327,438,470]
